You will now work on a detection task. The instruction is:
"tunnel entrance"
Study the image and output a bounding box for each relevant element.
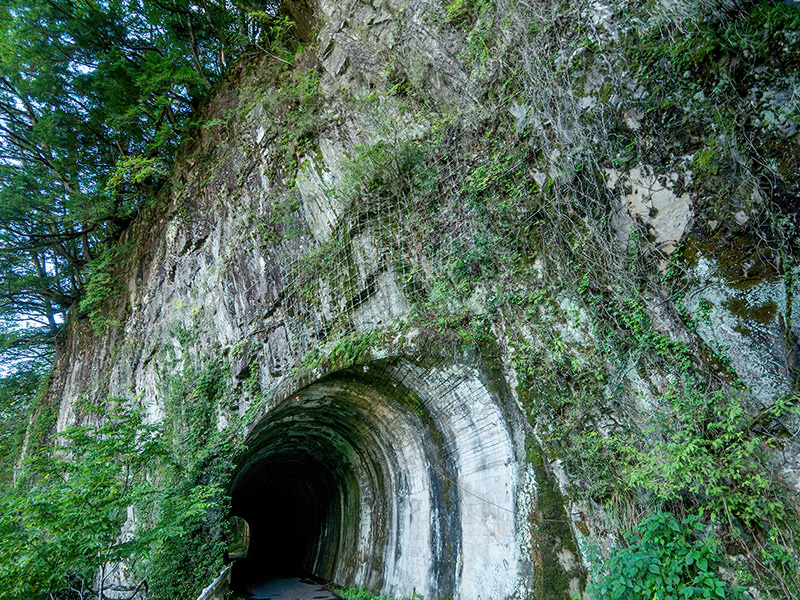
[229,401,361,590]
[228,358,525,600]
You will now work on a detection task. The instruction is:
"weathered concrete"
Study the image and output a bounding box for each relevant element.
[231,359,529,600]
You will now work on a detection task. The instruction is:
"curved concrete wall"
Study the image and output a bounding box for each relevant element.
[231,358,529,600]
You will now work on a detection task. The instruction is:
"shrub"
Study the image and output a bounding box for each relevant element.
[588,511,746,600]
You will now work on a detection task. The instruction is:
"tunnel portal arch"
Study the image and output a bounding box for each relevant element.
[229,357,529,600]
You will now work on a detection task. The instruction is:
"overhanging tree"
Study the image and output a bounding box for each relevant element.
[0,0,287,368]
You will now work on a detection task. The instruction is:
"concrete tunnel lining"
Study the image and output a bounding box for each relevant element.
[229,358,527,600]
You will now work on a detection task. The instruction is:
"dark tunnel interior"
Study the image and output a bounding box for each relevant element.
[230,448,354,589]
[232,457,331,580]
[221,362,520,599]
[227,399,371,591]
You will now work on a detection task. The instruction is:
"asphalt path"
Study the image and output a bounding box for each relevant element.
[245,577,342,600]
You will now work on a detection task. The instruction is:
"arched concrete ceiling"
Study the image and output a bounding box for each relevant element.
[230,357,531,600]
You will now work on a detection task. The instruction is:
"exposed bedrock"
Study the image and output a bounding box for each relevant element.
[230,358,530,600]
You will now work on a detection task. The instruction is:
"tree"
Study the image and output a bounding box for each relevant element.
[0,403,219,600]
[0,0,291,368]
[0,5,295,594]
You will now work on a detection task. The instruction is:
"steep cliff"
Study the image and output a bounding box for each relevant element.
[41,0,800,598]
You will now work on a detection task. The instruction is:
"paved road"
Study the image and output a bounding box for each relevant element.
[246,578,342,600]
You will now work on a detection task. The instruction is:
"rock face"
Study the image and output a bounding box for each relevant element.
[44,0,800,598]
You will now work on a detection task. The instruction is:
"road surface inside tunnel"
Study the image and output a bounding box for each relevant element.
[243,577,342,600]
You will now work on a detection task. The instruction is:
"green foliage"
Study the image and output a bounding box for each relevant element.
[620,388,800,593]
[248,13,299,57]
[570,292,800,594]
[695,298,713,326]
[647,2,800,80]
[335,586,423,600]
[0,363,48,487]
[589,512,747,600]
[0,351,239,600]
[443,0,490,28]
[79,242,132,331]
[144,520,227,600]
[161,358,235,480]
[577,298,800,594]
[0,402,218,600]
[625,0,800,222]
[295,327,389,375]
[106,156,169,195]
[144,358,241,600]
[258,194,303,246]
[278,67,322,174]
[342,138,433,206]
[586,292,797,537]
[603,296,695,373]
[625,388,794,528]
[0,0,299,368]
[442,0,494,63]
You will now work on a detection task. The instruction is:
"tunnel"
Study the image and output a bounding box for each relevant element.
[229,357,530,600]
